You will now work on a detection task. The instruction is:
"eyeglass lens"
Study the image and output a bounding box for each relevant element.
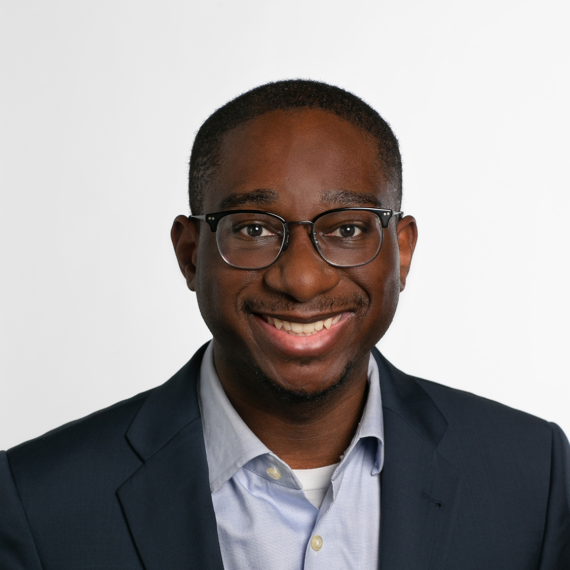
[215,211,384,269]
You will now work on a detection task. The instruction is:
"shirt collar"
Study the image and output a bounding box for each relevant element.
[198,342,384,492]
[340,353,385,477]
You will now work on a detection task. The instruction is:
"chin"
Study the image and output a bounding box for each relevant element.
[251,358,356,404]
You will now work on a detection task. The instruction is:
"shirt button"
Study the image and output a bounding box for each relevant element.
[311,535,323,551]
[266,467,281,480]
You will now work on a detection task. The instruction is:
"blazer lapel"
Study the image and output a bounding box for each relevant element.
[117,343,225,570]
[115,342,461,570]
[374,349,462,570]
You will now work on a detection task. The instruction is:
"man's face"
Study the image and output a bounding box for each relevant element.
[174,109,416,400]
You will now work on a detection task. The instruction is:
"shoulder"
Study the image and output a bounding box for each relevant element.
[388,369,570,562]
[415,375,552,437]
[415,376,569,477]
[405,370,557,462]
[5,388,153,487]
[375,346,553,442]
[402,373,566,488]
[5,345,208,488]
[0,387,162,561]
[375,349,565,481]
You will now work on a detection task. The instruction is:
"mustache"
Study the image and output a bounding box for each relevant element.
[242,293,368,315]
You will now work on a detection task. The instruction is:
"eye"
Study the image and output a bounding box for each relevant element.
[329,224,363,238]
[238,223,275,238]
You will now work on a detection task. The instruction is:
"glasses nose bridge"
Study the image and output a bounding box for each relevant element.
[281,220,317,254]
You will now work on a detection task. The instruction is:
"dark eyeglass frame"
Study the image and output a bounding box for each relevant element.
[190,207,404,269]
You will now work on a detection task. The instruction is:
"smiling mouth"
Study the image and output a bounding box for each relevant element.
[263,314,343,336]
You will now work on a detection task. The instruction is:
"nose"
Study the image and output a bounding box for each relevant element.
[263,224,340,302]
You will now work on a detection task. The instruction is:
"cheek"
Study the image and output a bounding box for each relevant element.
[376,240,402,334]
[194,238,251,337]
[378,270,401,330]
[355,241,401,336]
[194,239,227,330]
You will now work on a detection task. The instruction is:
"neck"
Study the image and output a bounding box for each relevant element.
[214,350,370,469]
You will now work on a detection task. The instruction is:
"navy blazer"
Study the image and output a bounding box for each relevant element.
[1,344,569,569]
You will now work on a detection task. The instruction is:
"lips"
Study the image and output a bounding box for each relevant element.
[264,314,342,335]
[251,310,352,359]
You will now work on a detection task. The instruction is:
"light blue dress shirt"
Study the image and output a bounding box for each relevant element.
[198,342,384,569]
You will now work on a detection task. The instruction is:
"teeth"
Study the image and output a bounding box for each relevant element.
[264,314,343,336]
[302,322,315,334]
[291,322,303,333]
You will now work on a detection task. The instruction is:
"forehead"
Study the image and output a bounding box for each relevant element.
[207,108,389,212]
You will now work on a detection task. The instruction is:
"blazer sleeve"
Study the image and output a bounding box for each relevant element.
[0,451,43,570]
[538,423,570,569]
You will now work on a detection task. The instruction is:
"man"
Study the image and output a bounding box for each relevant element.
[1,80,569,569]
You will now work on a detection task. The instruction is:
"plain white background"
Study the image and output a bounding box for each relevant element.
[1,0,569,451]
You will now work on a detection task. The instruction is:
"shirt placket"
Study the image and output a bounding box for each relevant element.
[302,455,349,568]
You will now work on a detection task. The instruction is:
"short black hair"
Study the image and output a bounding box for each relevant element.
[188,79,402,214]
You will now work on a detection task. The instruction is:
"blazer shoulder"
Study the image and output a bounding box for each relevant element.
[414,375,551,433]
[6,388,154,484]
[6,345,209,486]
[407,375,559,471]
[11,387,151,447]
[375,348,554,446]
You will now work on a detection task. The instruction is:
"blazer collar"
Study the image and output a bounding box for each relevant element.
[124,344,447,464]
[125,343,207,461]
[373,347,448,448]
[373,348,462,570]
[118,342,225,570]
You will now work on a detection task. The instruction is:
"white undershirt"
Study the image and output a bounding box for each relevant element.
[292,463,339,508]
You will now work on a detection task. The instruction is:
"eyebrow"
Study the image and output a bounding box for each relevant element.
[218,189,280,210]
[321,190,384,209]
[217,188,384,211]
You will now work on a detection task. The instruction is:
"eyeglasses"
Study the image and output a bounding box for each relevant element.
[190,207,403,270]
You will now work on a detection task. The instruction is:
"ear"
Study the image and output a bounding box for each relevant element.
[171,215,201,291]
[396,215,418,292]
